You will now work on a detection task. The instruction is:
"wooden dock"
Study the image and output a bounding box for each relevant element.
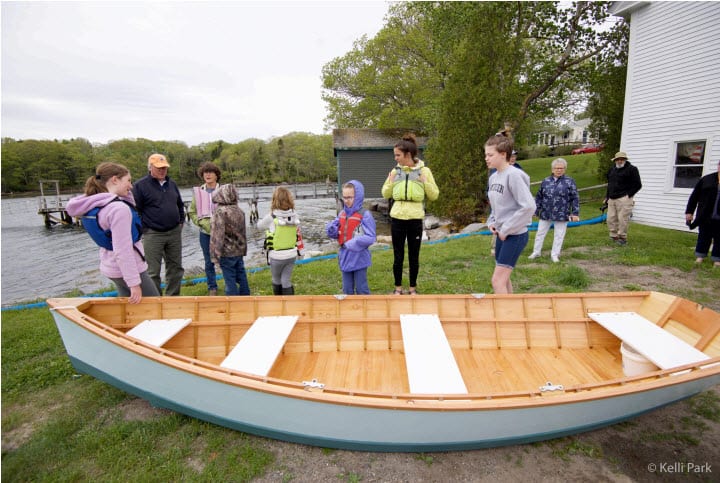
[37,180,77,227]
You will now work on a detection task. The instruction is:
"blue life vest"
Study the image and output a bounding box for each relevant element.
[82,198,143,253]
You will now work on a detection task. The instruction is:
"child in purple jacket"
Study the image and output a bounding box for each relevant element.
[326,180,376,294]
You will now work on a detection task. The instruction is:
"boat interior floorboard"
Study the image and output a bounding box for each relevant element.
[271,347,623,394]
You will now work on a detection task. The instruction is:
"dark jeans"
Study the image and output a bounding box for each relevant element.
[219,256,250,296]
[390,217,423,287]
[199,232,217,290]
[342,268,370,295]
[695,219,720,262]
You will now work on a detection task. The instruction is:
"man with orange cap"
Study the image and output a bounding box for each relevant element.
[132,153,185,295]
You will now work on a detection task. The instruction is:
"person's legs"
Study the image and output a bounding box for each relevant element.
[199,232,217,291]
[491,265,514,294]
[219,257,238,295]
[354,268,370,294]
[279,258,295,289]
[390,218,407,288]
[531,219,550,257]
[616,196,634,241]
[710,220,720,263]
[493,232,529,294]
[607,198,620,239]
[270,259,284,285]
[406,219,424,289]
[235,257,250,295]
[695,223,712,260]
[110,271,159,298]
[164,225,185,296]
[110,277,131,297]
[142,230,164,294]
[341,271,354,295]
[551,221,568,259]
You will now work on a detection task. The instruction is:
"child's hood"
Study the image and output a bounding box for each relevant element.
[66,192,133,217]
[212,184,238,205]
[344,179,365,215]
[273,208,299,225]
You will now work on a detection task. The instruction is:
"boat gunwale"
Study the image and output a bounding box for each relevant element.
[47,293,720,411]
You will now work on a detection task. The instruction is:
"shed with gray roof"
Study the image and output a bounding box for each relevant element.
[333,129,428,199]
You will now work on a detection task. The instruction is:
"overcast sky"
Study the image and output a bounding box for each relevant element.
[1,1,389,146]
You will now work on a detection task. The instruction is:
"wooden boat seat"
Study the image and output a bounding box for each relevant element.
[126,318,192,347]
[400,314,468,394]
[588,311,710,369]
[221,316,299,376]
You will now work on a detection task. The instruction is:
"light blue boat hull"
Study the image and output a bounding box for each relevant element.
[51,309,720,452]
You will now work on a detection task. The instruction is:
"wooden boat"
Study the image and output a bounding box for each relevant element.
[47,291,720,452]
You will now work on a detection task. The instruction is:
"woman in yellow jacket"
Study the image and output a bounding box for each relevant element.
[381,134,439,295]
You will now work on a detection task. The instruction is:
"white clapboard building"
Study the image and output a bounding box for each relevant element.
[611,1,720,231]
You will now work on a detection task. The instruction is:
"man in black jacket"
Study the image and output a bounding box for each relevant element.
[604,151,642,246]
[685,159,720,267]
[132,153,185,295]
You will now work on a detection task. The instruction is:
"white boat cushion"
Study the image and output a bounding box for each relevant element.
[221,316,299,376]
[588,311,710,369]
[126,318,191,347]
[400,314,468,394]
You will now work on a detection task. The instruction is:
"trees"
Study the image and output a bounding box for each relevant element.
[321,1,628,223]
[1,134,336,193]
[582,20,629,180]
[321,3,445,133]
[1,138,95,193]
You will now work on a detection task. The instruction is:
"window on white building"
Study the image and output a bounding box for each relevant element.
[673,141,706,188]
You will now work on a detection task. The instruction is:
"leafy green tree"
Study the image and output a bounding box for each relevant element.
[321,1,628,223]
[1,138,29,192]
[583,21,629,180]
[321,3,445,133]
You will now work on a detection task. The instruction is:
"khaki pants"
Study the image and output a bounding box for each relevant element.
[143,225,185,296]
[607,196,634,239]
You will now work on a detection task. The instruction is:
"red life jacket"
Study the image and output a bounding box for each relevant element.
[338,210,364,245]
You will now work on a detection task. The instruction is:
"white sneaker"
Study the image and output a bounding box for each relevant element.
[551,255,560,263]
[528,253,540,260]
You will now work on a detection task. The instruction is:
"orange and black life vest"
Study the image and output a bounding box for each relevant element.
[338,210,364,245]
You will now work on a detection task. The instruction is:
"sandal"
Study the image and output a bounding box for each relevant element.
[392,289,404,295]
[408,288,418,295]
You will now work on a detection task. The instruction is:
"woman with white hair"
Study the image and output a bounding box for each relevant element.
[529,158,580,263]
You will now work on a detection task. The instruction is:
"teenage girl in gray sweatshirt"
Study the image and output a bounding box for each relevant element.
[485,134,536,294]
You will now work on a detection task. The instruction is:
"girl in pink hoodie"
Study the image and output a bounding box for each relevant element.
[66,162,160,303]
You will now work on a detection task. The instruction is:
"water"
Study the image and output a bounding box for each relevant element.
[1,186,387,306]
